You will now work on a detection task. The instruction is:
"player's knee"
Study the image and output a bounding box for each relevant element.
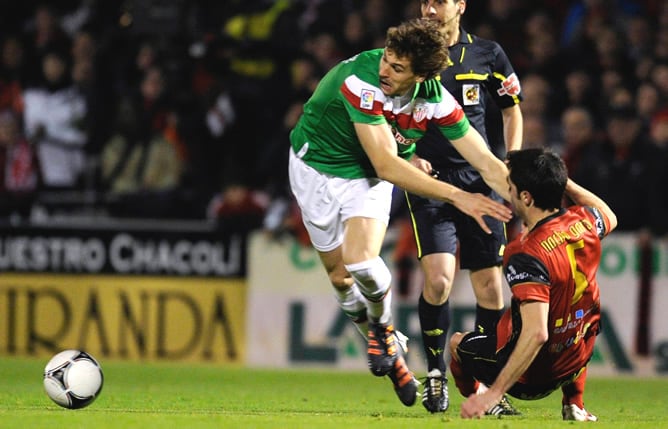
[449,332,464,357]
[472,276,504,306]
[328,267,354,289]
[344,257,391,300]
[424,272,453,302]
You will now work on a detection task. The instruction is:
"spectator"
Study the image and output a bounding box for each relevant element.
[648,60,668,100]
[648,109,668,235]
[339,10,373,58]
[0,109,40,220]
[100,66,187,218]
[0,1,663,226]
[559,106,601,185]
[21,4,71,86]
[626,15,653,61]
[577,105,661,231]
[635,81,662,127]
[0,36,26,115]
[524,30,566,86]
[206,183,268,231]
[560,69,601,122]
[23,49,88,189]
[520,73,561,145]
[522,115,549,149]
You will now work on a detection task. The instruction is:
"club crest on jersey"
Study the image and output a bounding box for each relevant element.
[462,84,480,106]
[497,73,521,97]
[360,89,375,110]
[413,103,429,122]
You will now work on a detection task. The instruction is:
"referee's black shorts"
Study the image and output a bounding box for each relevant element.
[405,166,506,270]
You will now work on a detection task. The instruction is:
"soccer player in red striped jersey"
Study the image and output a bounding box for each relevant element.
[448,148,617,420]
[288,19,512,406]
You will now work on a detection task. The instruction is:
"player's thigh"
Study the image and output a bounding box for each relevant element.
[457,212,506,270]
[288,150,344,252]
[343,216,387,264]
[446,167,506,270]
[405,192,458,258]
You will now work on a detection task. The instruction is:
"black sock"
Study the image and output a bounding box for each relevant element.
[475,304,505,335]
[418,293,450,373]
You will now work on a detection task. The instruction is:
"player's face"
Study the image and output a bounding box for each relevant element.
[378,49,422,96]
[421,0,461,33]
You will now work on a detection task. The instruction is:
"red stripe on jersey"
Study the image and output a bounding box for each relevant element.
[392,104,465,132]
[431,104,465,127]
[341,83,384,115]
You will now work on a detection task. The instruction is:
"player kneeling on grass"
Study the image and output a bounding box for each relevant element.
[449,148,617,420]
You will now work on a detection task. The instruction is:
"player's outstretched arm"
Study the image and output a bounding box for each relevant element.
[355,122,512,232]
[449,126,511,202]
[565,179,618,233]
[502,104,523,153]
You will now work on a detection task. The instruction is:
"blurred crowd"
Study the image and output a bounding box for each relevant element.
[0,0,667,237]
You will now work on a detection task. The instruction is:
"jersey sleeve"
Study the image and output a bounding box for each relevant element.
[504,252,551,303]
[485,40,522,109]
[431,83,470,140]
[340,75,387,125]
[584,206,610,239]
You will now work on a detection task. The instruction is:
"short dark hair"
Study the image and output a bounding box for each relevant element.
[385,18,450,80]
[506,148,568,210]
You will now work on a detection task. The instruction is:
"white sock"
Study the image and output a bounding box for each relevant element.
[345,257,393,325]
[333,284,368,339]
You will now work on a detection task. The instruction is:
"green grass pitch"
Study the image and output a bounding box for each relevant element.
[0,356,666,429]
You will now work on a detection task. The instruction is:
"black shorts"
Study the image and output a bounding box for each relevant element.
[457,331,589,401]
[405,166,506,270]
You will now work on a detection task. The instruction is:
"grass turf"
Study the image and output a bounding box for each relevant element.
[0,356,666,429]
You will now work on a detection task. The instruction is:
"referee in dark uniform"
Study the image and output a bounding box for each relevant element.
[410,0,523,415]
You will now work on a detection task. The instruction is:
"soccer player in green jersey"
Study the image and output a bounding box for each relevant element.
[288,18,512,406]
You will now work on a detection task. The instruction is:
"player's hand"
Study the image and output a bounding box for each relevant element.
[452,192,512,234]
[461,392,495,419]
[409,155,432,175]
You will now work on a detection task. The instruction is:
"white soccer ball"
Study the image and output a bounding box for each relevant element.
[43,350,104,409]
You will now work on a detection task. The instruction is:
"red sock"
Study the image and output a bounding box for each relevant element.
[561,367,587,409]
[449,357,479,397]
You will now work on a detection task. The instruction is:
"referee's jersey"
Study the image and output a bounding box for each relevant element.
[416,27,522,169]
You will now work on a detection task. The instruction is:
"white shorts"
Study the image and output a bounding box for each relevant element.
[288,148,392,252]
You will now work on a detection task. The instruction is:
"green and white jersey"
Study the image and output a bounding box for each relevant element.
[290,48,470,179]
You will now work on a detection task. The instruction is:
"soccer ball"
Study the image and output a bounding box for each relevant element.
[43,350,104,409]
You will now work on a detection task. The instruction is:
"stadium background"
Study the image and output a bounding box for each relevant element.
[0,0,667,377]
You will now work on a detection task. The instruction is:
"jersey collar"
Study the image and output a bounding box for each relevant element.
[455,27,473,46]
[531,208,567,232]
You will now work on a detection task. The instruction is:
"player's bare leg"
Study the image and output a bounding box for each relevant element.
[319,216,418,405]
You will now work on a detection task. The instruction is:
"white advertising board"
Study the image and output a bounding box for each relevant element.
[247,231,668,375]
